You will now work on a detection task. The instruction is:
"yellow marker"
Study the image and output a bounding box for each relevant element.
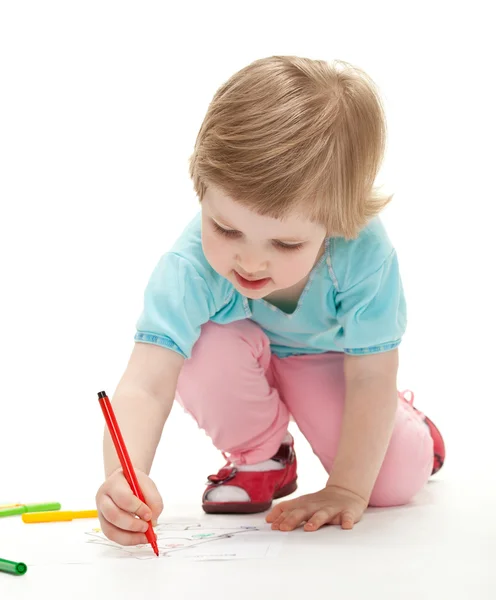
[22,510,98,523]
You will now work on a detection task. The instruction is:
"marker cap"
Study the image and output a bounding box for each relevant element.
[0,558,28,576]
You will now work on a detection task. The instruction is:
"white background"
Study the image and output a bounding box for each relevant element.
[0,0,495,542]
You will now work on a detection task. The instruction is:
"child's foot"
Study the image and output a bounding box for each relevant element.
[399,390,445,474]
[202,434,298,514]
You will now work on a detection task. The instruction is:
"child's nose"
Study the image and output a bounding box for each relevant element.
[236,252,268,275]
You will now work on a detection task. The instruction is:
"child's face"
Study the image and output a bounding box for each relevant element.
[201,186,327,299]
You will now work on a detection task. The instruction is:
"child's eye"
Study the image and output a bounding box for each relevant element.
[273,241,304,252]
[212,221,241,238]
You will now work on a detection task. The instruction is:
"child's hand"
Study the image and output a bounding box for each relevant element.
[95,468,164,545]
[265,485,367,532]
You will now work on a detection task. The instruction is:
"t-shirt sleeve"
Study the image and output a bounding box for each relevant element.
[333,249,407,355]
[134,252,216,359]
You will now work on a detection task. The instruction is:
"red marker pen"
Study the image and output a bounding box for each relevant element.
[98,391,159,557]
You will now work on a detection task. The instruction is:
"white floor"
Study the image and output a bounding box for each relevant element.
[2,418,495,600]
[1,489,494,600]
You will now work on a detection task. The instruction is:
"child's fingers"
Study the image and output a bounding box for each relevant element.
[265,501,290,523]
[265,510,278,524]
[304,508,334,531]
[265,508,281,523]
[340,511,355,530]
[110,484,152,521]
[137,474,164,522]
[278,508,308,531]
[270,511,291,530]
[99,494,150,533]
[99,514,149,547]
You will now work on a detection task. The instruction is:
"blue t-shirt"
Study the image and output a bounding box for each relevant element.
[135,212,406,359]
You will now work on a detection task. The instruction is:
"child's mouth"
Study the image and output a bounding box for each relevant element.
[234,271,271,290]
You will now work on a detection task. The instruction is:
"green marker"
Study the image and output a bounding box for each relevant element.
[0,502,61,518]
[0,558,28,576]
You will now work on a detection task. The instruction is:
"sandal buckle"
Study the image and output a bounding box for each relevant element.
[206,466,237,486]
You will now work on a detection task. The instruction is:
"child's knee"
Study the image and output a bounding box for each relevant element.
[369,426,434,507]
[177,320,269,402]
[189,320,269,367]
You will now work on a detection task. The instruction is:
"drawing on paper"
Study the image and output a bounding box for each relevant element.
[85,522,268,560]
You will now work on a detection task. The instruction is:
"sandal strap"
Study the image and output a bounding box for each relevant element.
[203,443,297,504]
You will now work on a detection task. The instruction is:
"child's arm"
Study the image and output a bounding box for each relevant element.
[96,342,184,545]
[266,349,399,532]
[325,349,399,500]
[103,342,184,477]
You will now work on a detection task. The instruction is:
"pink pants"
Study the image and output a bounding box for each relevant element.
[176,321,434,507]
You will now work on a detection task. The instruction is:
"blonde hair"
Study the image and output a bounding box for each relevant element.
[189,56,392,239]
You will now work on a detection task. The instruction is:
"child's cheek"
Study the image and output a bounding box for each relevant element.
[202,233,229,275]
[276,252,315,286]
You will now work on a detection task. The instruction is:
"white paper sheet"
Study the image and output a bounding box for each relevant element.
[85,521,286,560]
[3,518,287,565]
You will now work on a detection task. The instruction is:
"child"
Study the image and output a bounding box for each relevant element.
[95,56,445,544]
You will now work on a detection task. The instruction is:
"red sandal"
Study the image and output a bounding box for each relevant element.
[399,390,445,475]
[202,441,298,514]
